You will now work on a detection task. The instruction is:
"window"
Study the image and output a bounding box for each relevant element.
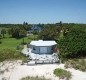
[52,46,53,50]
[33,47,35,50]
[40,47,47,53]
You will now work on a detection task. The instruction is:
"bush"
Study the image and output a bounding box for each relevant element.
[20,76,49,80]
[64,59,86,72]
[58,26,86,59]
[0,49,27,62]
[16,44,24,51]
[53,68,71,80]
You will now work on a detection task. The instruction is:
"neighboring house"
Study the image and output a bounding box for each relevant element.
[22,40,59,64]
[27,25,42,36]
[31,25,42,32]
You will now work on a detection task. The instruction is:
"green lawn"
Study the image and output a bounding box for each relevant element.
[0,34,38,50]
[0,37,28,50]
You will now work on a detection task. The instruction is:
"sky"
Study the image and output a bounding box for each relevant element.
[0,0,86,24]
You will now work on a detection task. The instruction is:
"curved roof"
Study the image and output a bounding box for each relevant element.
[30,40,57,46]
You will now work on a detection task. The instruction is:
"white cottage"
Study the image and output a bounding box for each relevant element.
[29,40,57,54]
[22,40,59,64]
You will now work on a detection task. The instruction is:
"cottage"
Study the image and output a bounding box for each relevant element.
[29,40,57,54]
[22,40,59,64]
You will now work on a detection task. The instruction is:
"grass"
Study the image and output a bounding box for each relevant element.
[0,34,38,50]
[0,49,27,62]
[0,33,38,62]
[53,68,71,80]
[0,37,29,50]
[64,59,86,72]
[20,76,50,80]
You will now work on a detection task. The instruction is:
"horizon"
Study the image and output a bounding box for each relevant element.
[0,22,86,24]
[0,0,86,24]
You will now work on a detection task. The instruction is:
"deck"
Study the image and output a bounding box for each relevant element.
[21,48,59,64]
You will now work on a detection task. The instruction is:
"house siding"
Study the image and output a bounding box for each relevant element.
[30,45,53,54]
[47,46,53,54]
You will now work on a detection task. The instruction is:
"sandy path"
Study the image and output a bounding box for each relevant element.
[0,60,86,80]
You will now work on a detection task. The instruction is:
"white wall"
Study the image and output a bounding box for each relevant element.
[30,45,55,54]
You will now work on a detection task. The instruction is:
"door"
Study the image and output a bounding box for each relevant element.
[40,47,47,53]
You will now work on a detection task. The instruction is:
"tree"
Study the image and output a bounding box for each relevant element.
[32,30,38,40]
[19,29,27,44]
[58,26,86,59]
[23,21,28,30]
[59,21,62,28]
[19,28,27,37]
[8,27,20,38]
[8,26,26,39]
[8,28,11,35]
[39,26,59,41]
[0,34,2,44]
[1,29,6,38]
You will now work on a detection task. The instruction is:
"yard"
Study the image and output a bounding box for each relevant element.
[0,34,38,50]
[0,34,38,62]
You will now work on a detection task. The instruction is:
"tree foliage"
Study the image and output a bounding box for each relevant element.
[0,34,2,44]
[8,26,27,38]
[1,29,6,38]
[58,26,86,59]
[39,26,59,40]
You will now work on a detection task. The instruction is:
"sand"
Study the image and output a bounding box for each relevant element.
[0,60,86,80]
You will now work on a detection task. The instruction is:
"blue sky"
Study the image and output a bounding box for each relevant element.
[0,0,86,24]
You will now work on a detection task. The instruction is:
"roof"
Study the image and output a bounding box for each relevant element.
[31,25,41,30]
[30,40,57,46]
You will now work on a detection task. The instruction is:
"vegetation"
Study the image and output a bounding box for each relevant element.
[0,34,38,50]
[0,25,38,62]
[58,25,86,60]
[1,29,6,38]
[39,25,59,40]
[54,68,71,80]
[8,26,26,38]
[0,37,28,50]
[0,49,27,62]
[64,59,86,72]
[0,23,38,62]
[20,76,49,80]
[0,34,2,44]
[38,23,86,60]
[0,22,86,62]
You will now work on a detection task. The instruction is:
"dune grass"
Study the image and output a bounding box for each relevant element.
[0,49,27,62]
[54,68,71,80]
[64,59,86,72]
[20,76,50,80]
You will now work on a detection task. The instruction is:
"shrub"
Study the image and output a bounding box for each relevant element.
[58,26,86,59]
[53,68,71,80]
[64,59,86,72]
[16,44,24,51]
[64,60,76,68]
[0,49,27,62]
[20,76,50,80]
